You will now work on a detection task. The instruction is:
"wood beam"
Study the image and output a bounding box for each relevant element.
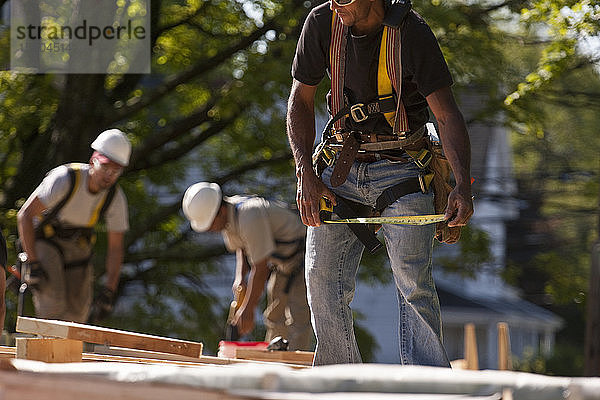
[16,317,203,358]
[16,338,82,363]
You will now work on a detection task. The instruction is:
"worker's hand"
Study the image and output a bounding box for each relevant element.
[232,306,255,337]
[23,261,48,290]
[444,183,473,228]
[296,166,336,227]
[90,286,116,323]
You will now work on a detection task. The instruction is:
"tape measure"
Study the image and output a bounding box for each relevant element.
[324,214,446,226]
[319,197,445,225]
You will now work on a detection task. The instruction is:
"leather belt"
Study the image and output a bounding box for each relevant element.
[326,127,426,186]
[332,132,398,143]
[355,152,411,163]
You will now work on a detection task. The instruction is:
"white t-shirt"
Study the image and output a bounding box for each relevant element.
[222,196,305,269]
[33,163,129,232]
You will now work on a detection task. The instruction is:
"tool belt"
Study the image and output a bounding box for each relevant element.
[37,223,95,242]
[313,128,462,245]
[35,221,95,269]
[313,126,428,187]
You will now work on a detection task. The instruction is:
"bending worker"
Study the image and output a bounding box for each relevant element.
[182,182,312,350]
[17,129,131,323]
[286,0,473,365]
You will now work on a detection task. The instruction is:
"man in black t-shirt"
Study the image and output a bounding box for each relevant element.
[286,0,473,366]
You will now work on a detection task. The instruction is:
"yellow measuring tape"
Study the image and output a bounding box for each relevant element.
[324,214,446,226]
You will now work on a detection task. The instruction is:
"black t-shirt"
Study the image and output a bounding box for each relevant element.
[291,2,453,133]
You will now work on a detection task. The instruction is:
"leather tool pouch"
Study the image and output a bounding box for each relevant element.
[428,141,461,244]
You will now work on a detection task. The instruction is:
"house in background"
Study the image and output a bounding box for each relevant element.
[351,91,563,368]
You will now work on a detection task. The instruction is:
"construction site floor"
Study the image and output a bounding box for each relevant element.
[1,358,600,400]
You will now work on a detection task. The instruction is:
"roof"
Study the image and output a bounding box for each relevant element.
[437,281,563,330]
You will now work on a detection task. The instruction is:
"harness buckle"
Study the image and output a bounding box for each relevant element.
[406,148,432,169]
[350,104,368,122]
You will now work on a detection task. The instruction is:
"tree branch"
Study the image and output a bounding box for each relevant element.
[128,99,218,167]
[216,152,293,184]
[151,2,207,43]
[112,17,278,122]
[128,115,236,172]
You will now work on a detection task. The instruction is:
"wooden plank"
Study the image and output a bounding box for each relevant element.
[0,345,309,369]
[16,338,83,363]
[234,348,314,366]
[93,346,212,363]
[0,346,16,360]
[450,358,467,370]
[16,317,203,358]
[464,323,479,370]
[498,322,511,370]
[81,352,309,369]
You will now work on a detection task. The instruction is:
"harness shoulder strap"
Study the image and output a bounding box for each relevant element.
[382,26,410,133]
[88,184,117,227]
[330,11,348,132]
[329,12,409,134]
[378,26,395,127]
[39,165,80,228]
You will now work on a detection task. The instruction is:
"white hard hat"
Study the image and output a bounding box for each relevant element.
[182,182,222,232]
[91,129,132,166]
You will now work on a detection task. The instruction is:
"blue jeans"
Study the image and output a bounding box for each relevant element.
[306,159,450,367]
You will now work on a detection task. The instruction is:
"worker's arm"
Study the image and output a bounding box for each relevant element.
[104,231,124,292]
[232,257,270,336]
[426,86,473,227]
[16,195,47,262]
[233,248,250,294]
[286,79,336,227]
[0,268,5,330]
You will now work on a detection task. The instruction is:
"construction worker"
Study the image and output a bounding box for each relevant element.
[182,182,312,350]
[17,129,131,323]
[286,0,473,366]
[0,230,7,329]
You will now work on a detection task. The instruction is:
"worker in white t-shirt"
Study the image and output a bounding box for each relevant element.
[183,182,312,350]
[17,129,131,323]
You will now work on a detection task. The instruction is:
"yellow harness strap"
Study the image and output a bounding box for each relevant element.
[378,26,396,128]
[66,163,110,228]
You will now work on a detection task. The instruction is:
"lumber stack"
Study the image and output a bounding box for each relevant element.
[10,317,310,368]
[16,317,202,357]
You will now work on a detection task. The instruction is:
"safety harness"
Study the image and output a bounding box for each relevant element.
[316,3,432,180]
[311,2,445,252]
[35,163,117,268]
[328,13,409,135]
[232,198,306,294]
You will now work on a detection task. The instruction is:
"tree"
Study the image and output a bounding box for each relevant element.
[499,0,600,375]
[0,0,312,352]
